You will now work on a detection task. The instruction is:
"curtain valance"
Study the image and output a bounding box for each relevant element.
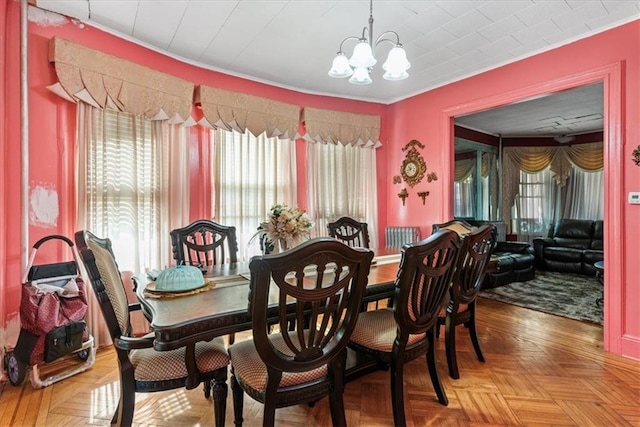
[501,142,603,228]
[47,37,194,123]
[195,85,299,139]
[301,107,381,147]
[454,159,475,181]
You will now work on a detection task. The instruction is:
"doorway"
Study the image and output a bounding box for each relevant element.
[441,63,624,353]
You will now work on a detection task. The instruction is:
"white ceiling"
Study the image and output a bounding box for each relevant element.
[32,0,638,136]
[456,82,604,137]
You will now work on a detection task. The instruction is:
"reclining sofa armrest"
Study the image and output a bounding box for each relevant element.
[532,237,554,268]
[495,241,530,253]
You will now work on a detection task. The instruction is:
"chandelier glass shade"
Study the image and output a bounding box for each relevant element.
[328,0,410,85]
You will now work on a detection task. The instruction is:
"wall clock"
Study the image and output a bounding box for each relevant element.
[400,139,427,188]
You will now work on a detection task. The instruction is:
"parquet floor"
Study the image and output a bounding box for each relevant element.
[1,298,639,426]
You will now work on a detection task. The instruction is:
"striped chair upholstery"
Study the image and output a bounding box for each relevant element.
[228,237,374,427]
[348,229,462,427]
[75,230,230,427]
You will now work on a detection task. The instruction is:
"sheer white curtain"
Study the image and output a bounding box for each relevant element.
[211,129,297,259]
[454,176,475,218]
[563,168,604,220]
[306,142,379,248]
[512,166,604,243]
[76,103,190,346]
[513,168,560,242]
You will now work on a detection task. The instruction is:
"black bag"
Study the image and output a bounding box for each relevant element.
[28,261,78,282]
[44,320,86,363]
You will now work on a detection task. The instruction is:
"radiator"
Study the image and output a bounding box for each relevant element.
[385,226,421,248]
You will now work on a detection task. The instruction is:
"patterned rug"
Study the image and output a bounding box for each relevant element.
[479,270,603,325]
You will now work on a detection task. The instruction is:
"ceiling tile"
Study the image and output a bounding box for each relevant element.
[477,0,534,22]
[552,1,609,31]
[36,0,88,19]
[132,1,190,49]
[478,15,526,42]
[511,19,563,46]
[90,1,138,36]
[447,32,491,55]
[442,10,494,38]
[515,1,573,27]
[167,1,239,60]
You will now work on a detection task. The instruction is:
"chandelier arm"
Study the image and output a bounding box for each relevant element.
[337,35,363,53]
[374,31,401,48]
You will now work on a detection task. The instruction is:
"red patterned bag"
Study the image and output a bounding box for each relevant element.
[19,278,88,365]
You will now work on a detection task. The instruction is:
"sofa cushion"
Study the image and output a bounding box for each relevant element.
[543,247,583,263]
[553,219,594,239]
[545,259,583,274]
[553,237,591,250]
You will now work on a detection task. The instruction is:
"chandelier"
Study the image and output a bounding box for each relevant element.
[328,0,411,85]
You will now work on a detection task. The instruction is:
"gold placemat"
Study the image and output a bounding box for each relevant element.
[143,280,216,299]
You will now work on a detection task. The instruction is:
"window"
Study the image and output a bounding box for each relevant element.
[78,106,189,272]
[306,142,379,248]
[454,176,475,218]
[512,169,559,240]
[211,129,297,259]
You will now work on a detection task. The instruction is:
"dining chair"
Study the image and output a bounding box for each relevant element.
[228,237,374,427]
[327,216,371,248]
[348,229,462,427]
[75,230,230,427]
[170,219,239,268]
[437,224,497,379]
[431,218,476,236]
[171,218,239,398]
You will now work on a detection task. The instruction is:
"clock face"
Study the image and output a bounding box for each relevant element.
[404,161,417,177]
[400,151,427,187]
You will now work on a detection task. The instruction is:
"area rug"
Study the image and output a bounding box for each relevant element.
[479,270,603,325]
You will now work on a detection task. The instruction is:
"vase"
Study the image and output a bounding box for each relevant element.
[277,238,289,253]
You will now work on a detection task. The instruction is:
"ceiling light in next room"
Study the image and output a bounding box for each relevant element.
[554,135,576,144]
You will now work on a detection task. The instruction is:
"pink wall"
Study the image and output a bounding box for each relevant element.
[1,0,638,361]
[386,22,640,360]
[0,2,389,345]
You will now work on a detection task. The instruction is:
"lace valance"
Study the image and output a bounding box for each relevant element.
[195,85,300,139]
[301,107,381,147]
[47,37,194,123]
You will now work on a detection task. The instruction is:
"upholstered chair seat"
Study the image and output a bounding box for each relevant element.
[347,230,462,427]
[229,331,327,396]
[228,237,374,427]
[434,224,497,380]
[437,303,469,318]
[350,308,425,352]
[130,335,229,384]
[75,230,230,426]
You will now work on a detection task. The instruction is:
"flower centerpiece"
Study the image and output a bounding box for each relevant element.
[253,204,314,253]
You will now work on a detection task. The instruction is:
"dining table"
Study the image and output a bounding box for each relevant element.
[135,250,402,381]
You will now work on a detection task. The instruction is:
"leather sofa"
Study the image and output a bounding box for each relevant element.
[533,219,603,276]
[484,241,535,289]
[433,219,535,289]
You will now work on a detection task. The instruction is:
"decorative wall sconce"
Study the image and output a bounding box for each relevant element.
[426,172,438,182]
[417,191,429,205]
[393,175,402,184]
[633,145,640,166]
[398,188,408,206]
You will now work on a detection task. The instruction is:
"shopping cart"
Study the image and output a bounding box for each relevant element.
[4,235,95,388]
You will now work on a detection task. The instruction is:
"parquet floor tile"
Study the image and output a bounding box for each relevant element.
[2,298,639,426]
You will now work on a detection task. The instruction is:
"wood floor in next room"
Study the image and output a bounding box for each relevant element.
[1,298,639,426]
